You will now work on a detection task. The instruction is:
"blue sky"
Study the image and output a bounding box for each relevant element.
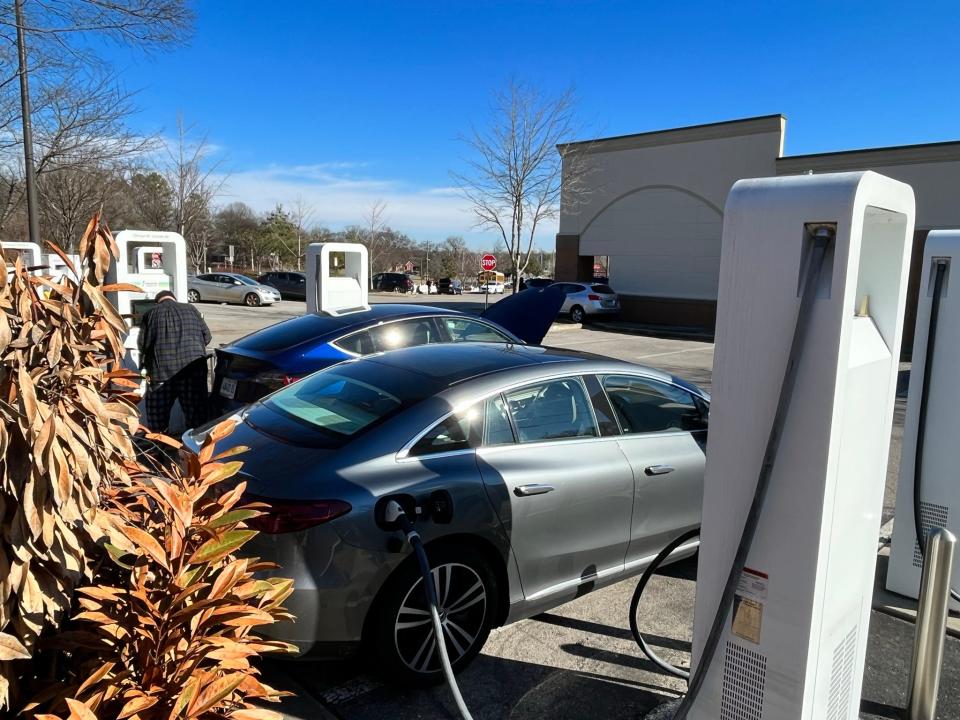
[103,0,960,248]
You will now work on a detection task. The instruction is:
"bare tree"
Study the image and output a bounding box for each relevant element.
[362,199,388,285]
[290,195,315,270]
[37,162,126,252]
[163,117,226,273]
[0,1,192,235]
[454,81,589,291]
[0,71,157,232]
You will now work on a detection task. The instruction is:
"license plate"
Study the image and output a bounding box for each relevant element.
[220,377,237,399]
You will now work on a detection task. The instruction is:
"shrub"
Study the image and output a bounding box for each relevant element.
[0,216,142,709]
[34,420,295,720]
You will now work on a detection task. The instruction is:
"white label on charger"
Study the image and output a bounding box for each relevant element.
[737,567,768,602]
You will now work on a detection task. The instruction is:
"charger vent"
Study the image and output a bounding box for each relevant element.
[721,641,767,720]
[826,626,858,720]
[913,502,950,568]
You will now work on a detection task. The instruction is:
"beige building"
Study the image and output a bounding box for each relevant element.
[556,114,960,350]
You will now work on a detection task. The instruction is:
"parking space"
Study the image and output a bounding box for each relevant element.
[198,298,923,720]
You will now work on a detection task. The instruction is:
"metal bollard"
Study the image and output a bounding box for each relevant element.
[908,527,956,720]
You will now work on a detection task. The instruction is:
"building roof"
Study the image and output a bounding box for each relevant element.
[558,114,785,154]
[777,139,960,173]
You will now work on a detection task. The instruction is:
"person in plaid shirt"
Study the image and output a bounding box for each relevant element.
[138,290,212,432]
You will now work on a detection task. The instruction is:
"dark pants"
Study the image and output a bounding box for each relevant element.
[144,358,209,433]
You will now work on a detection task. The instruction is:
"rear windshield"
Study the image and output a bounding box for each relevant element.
[232,314,340,352]
[591,284,615,294]
[263,361,432,441]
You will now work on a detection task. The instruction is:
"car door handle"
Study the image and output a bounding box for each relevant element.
[644,465,675,476]
[514,484,555,497]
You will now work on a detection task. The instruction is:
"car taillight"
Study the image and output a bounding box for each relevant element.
[254,371,303,392]
[241,493,351,534]
[588,294,601,301]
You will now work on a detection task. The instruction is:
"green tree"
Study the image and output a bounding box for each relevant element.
[257,204,298,270]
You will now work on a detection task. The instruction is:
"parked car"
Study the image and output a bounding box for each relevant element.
[257,271,307,300]
[524,277,554,289]
[187,273,281,306]
[210,285,567,413]
[436,278,463,295]
[553,281,620,323]
[477,281,505,294]
[372,272,414,293]
[185,342,708,681]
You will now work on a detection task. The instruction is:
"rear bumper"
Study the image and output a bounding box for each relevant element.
[584,304,620,315]
[243,525,398,655]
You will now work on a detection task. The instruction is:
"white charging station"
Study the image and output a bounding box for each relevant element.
[45,250,81,278]
[105,230,188,371]
[887,230,960,608]
[305,242,368,314]
[3,240,43,276]
[688,172,914,720]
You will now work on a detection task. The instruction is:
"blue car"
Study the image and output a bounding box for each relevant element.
[211,287,566,413]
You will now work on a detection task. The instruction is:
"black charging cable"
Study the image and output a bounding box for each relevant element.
[384,500,474,720]
[911,260,960,603]
[629,529,701,680]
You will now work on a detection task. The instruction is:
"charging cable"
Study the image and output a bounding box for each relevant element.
[629,529,700,680]
[384,500,474,720]
[911,259,960,603]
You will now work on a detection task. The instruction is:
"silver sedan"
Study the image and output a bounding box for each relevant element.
[186,342,707,683]
[187,272,281,306]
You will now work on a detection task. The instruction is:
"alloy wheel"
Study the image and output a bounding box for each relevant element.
[394,562,487,674]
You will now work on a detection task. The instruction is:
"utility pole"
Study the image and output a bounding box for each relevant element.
[15,0,40,247]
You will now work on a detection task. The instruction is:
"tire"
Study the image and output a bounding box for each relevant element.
[366,543,498,686]
[570,305,585,323]
[187,289,200,303]
[244,292,262,307]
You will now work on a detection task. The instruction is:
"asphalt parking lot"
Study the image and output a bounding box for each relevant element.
[197,295,946,720]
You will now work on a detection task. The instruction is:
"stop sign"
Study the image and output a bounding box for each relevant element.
[480,254,497,272]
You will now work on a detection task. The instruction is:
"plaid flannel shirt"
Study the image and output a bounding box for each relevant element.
[138,300,212,383]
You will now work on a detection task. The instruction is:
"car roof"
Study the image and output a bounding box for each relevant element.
[228,304,475,353]
[355,341,665,390]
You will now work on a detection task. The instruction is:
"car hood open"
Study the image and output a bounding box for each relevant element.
[480,284,566,345]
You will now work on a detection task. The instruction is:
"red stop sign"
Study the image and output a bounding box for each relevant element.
[480,254,497,272]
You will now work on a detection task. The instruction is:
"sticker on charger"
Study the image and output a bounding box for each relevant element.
[732,568,768,644]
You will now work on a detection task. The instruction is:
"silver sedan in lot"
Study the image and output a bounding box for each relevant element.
[187,272,282,306]
[186,343,707,682]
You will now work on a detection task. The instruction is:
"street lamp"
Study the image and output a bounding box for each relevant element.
[14,0,40,247]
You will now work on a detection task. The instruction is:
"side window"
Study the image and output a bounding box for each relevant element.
[335,328,377,355]
[602,375,707,434]
[484,395,515,446]
[504,378,598,443]
[370,318,440,350]
[443,317,510,343]
[197,274,212,282]
[583,375,620,437]
[337,319,441,355]
[410,407,482,456]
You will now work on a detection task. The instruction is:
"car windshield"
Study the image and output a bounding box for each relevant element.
[232,275,258,286]
[265,372,404,437]
[591,284,615,294]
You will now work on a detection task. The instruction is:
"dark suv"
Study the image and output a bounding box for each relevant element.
[257,271,307,300]
[372,272,413,293]
[437,277,463,295]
